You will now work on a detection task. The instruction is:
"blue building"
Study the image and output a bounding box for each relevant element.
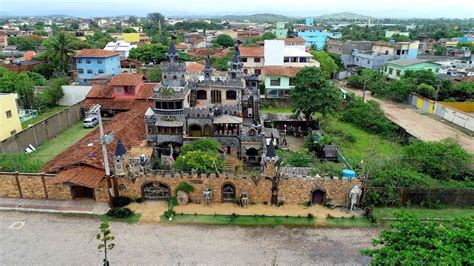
[73,49,121,84]
[297,18,341,50]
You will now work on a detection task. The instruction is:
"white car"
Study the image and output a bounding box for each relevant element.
[83,117,98,128]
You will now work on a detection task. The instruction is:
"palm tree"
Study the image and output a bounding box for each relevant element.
[45,31,75,75]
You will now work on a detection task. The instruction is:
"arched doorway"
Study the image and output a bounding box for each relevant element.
[246,148,258,162]
[311,189,326,205]
[222,183,236,202]
[203,124,212,136]
[142,182,170,201]
[189,124,202,137]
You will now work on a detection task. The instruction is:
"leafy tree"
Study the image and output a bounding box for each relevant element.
[129,43,167,64]
[213,34,235,48]
[96,221,115,266]
[173,138,225,173]
[85,32,114,49]
[277,149,315,167]
[416,83,436,99]
[39,78,65,108]
[27,72,47,86]
[310,50,339,78]
[180,138,221,154]
[362,214,474,265]
[175,182,195,194]
[312,161,344,177]
[42,31,76,74]
[123,27,137,33]
[404,139,472,181]
[0,69,38,109]
[261,31,277,40]
[433,45,447,56]
[7,36,43,51]
[145,68,162,82]
[147,12,165,25]
[450,81,474,101]
[290,67,342,123]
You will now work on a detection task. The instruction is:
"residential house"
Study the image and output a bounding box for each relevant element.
[185,34,206,49]
[385,30,410,38]
[326,40,373,66]
[175,43,189,53]
[382,58,440,79]
[271,22,289,39]
[240,46,264,79]
[305,18,314,26]
[73,49,121,84]
[372,41,420,59]
[416,35,436,54]
[263,39,320,98]
[0,93,22,141]
[103,41,137,59]
[0,32,7,49]
[296,24,342,50]
[236,30,261,40]
[122,33,140,43]
[185,62,205,81]
[350,50,394,70]
[120,58,143,74]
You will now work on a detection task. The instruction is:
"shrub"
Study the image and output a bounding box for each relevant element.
[112,196,131,208]
[307,213,314,219]
[107,207,134,218]
[312,161,344,178]
[277,149,315,167]
[175,182,195,194]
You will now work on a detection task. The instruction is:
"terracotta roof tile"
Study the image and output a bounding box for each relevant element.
[74,49,119,58]
[86,84,114,99]
[48,166,104,188]
[81,98,135,110]
[186,62,205,73]
[109,73,144,86]
[176,43,189,49]
[240,46,264,57]
[263,66,303,78]
[136,83,156,99]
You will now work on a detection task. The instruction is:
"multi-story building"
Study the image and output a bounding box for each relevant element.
[240,46,264,79]
[263,39,320,98]
[296,18,341,50]
[372,41,420,59]
[73,49,121,84]
[0,93,22,141]
[382,58,440,79]
[103,41,137,59]
[145,42,265,165]
[271,22,288,39]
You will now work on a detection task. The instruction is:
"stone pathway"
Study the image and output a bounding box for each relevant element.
[128,201,167,223]
[0,198,110,215]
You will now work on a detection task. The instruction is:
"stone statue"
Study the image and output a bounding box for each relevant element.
[240,191,249,208]
[203,188,212,206]
[349,185,362,212]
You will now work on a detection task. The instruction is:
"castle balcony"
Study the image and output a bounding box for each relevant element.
[154,109,184,115]
[156,134,183,145]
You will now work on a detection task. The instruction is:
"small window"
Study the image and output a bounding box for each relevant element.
[241,57,247,62]
[196,90,207,99]
[284,57,290,63]
[86,59,91,64]
[116,87,124,94]
[254,69,261,75]
[396,70,401,77]
[98,69,104,74]
[6,110,12,118]
[173,75,177,80]
[289,78,296,86]
[97,60,103,64]
[254,57,261,63]
[388,68,393,74]
[87,69,93,74]
[10,130,16,135]
[243,69,248,74]
[270,77,281,86]
[226,90,237,100]
[78,69,84,74]
[77,59,82,64]
[367,60,370,64]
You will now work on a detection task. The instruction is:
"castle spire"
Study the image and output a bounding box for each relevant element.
[204,55,212,81]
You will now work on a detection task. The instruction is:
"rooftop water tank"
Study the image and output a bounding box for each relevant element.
[342,169,356,181]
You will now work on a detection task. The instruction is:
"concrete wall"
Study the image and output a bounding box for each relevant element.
[0,103,83,153]
[58,85,93,106]
[0,93,22,141]
[264,40,285,66]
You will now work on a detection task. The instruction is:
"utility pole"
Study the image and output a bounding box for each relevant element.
[88,104,111,176]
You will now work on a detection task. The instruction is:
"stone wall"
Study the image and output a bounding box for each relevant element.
[0,172,71,200]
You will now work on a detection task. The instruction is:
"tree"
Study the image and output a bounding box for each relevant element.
[147,12,165,25]
[261,31,276,40]
[404,138,472,181]
[39,78,65,108]
[361,214,474,265]
[433,45,447,56]
[7,36,43,51]
[145,68,162,82]
[85,32,114,49]
[213,34,235,48]
[290,67,342,123]
[15,73,36,109]
[416,83,436,98]
[277,149,315,167]
[43,32,76,74]
[310,50,339,78]
[173,138,225,174]
[96,221,115,266]
[129,43,168,64]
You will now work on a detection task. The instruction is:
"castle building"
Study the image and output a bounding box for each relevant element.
[145,41,265,165]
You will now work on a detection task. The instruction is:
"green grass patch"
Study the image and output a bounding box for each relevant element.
[261,106,293,113]
[324,217,374,228]
[325,118,404,166]
[101,213,141,224]
[21,105,68,129]
[373,207,474,221]
[0,120,95,172]
[162,214,315,227]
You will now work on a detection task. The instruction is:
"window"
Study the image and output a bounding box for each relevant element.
[87,69,93,74]
[241,57,247,62]
[289,78,296,86]
[86,59,91,64]
[78,69,84,74]
[77,59,82,64]
[284,57,290,63]
[10,130,16,135]
[356,58,359,62]
[98,69,104,74]
[367,60,370,64]
[299,57,307,63]
[196,90,207,99]
[254,69,261,75]
[125,86,135,95]
[211,90,222,103]
[173,75,177,80]
[388,68,393,74]
[254,57,261,63]
[97,60,102,64]
[6,110,12,118]
[270,77,281,86]
[226,90,237,100]
[396,70,401,77]
[243,69,248,74]
[116,87,124,94]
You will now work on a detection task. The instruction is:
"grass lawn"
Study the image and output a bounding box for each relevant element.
[21,106,68,129]
[101,213,141,224]
[325,119,404,166]
[373,207,474,221]
[261,106,293,113]
[162,214,315,227]
[324,217,374,228]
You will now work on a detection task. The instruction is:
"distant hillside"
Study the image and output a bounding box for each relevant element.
[315,12,373,20]
[219,13,296,23]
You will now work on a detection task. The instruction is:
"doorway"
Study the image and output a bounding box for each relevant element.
[71,186,95,200]
[311,189,326,205]
[222,183,236,202]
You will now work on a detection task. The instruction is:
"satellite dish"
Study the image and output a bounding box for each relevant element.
[103,133,114,145]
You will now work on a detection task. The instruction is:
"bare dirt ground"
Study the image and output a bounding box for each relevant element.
[341,84,474,153]
[0,211,378,265]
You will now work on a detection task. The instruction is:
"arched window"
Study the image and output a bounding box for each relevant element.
[226,90,237,100]
[197,90,207,99]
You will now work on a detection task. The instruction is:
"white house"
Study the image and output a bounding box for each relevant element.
[103,41,137,59]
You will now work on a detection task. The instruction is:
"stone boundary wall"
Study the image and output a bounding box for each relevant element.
[0,102,83,153]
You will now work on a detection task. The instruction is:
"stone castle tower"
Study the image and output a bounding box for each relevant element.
[160,41,186,88]
[263,135,278,177]
[113,139,127,176]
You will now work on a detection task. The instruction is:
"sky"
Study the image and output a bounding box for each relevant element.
[0,0,473,18]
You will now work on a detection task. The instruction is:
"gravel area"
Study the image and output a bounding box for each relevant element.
[0,211,378,265]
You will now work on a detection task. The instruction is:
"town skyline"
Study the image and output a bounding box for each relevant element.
[1,0,473,19]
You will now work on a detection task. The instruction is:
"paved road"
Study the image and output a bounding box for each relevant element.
[0,211,378,265]
[340,84,474,153]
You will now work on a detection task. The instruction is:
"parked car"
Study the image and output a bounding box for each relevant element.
[83,116,98,128]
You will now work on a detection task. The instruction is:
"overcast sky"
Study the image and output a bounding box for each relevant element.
[0,0,473,18]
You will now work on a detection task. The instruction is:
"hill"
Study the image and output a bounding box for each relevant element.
[314,12,373,20]
[219,13,296,23]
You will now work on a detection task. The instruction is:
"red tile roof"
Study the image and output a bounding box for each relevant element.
[42,102,150,173]
[240,46,264,57]
[74,49,119,58]
[186,62,205,73]
[263,66,303,78]
[81,83,155,110]
[187,48,229,58]
[279,37,306,43]
[109,73,144,86]
[48,166,104,188]
[86,84,114,99]
[176,43,189,49]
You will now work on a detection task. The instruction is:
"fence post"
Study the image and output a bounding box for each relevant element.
[15,172,22,198]
[41,173,48,199]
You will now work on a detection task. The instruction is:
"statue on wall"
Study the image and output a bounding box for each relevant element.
[349,185,362,212]
[203,188,212,206]
[240,191,249,208]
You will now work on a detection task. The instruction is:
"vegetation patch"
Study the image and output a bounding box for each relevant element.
[372,207,474,221]
[324,216,374,228]
[162,214,315,227]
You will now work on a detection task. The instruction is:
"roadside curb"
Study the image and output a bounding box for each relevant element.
[0,206,104,215]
